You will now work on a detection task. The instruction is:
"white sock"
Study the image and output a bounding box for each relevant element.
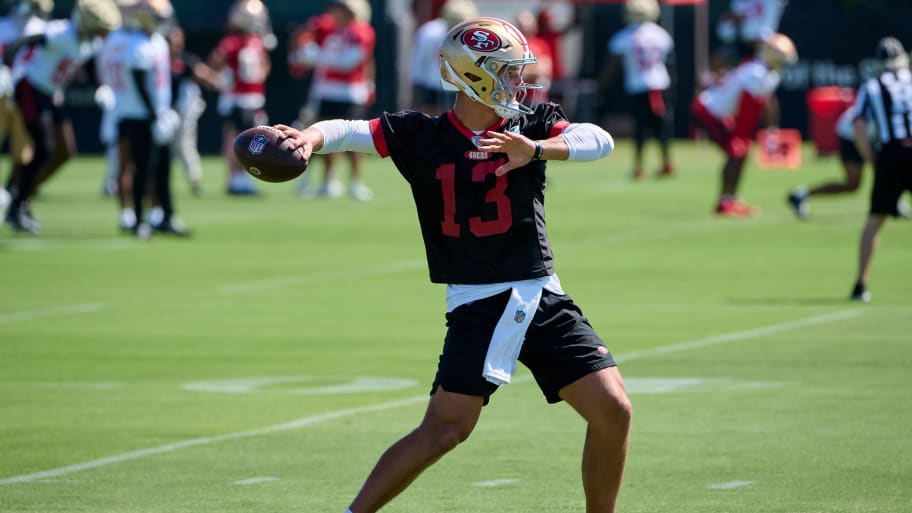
[149,207,165,226]
[120,208,136,227]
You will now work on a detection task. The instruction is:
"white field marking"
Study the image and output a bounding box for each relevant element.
[708,480,756,490]
[614,309,862,364]
[183,376,418,395]
[217,259,426,295]
[0,303,105,325]
[0,238,141,252]
[473,478,520,488]
[0,309,859,486]
[623,377,784,395]
[231,476,280,485]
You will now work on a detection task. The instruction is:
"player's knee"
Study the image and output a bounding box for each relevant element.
[419,421,473,455]
[594,389,633,431]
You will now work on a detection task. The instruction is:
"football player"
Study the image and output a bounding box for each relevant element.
[690,33,797,217]
[292,0,375,201]
[273,17,629,513]
[98,0,180,237]
[0,0,52,208]
[3,0,121,234]
[601,0,675,180]
[207,0,271,196]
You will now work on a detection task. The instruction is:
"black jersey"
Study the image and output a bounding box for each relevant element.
[370,103,571,284]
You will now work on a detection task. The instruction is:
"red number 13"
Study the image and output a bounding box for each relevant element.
[435,160,513,238]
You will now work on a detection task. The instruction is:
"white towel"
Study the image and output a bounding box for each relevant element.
[482,283,544,385]
[445,275,565,386]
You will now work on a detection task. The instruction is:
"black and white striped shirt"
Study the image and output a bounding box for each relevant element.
[853,68,912,147]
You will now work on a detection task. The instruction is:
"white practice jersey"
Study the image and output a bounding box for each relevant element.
[410,17,448,91]
[698,58,779,118]
[608,22,673,94]
[731,0,786,43]
[99,29,171,121]
[23,19,98,96]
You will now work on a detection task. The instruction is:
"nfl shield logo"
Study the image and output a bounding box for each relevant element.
[514,309,526,323]
[249,134,268,155]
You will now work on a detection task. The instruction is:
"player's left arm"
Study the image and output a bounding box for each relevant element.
[476,123,615,176]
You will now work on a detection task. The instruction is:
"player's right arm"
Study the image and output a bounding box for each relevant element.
[274,119,378,163]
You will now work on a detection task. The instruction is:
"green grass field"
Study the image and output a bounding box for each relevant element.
[1,141,910,513]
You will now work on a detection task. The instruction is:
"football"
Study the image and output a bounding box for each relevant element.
[233,125,308,183]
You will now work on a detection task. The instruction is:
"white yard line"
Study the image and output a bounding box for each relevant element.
[615,309,862,364]
[0,309,860,486]
[0,303,105,325]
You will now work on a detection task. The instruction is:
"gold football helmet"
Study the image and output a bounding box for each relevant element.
[120,0,173,34]
[758,33,798,70]
[73,0,122,36]
[228,0,267,33]
[439,17,543,119]
[624,0,660,24]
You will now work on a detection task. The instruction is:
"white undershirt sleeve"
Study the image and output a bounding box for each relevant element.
[311,119,378,155]
[559,123,615,161]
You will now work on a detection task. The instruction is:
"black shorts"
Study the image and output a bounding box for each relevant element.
[432,289,617,405]
[870,144,912,216]
[839,137,864,165]
[221,106,267,131]
[316,99,366,121]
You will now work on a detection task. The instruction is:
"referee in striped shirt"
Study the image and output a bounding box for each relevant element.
[849,36,912,302]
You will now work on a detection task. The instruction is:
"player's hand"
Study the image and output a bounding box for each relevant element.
[274,123,315,162]
[476,130,536,176]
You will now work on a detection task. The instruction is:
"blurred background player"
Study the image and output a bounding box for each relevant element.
[99,0,180,237]
[514,9,553,101]
[3,0,121,234]
[0,0,52,209]
[786,106,864,219]
[690,33,797,217]
[409,0,477,116]
[787,102,911,220]
[712,0,789,75]
[207,0,271,196]
[601,0,674,180]
[847,36,912,302]
[168,24,219,196]
[292,0,375,201]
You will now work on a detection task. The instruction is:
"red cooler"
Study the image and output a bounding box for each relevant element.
[806,86,856,155]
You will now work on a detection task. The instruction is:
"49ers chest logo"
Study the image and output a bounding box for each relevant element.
[462,28,502,52]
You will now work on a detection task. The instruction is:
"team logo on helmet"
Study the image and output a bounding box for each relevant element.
[462,28,502,52]
[249,134,268,155]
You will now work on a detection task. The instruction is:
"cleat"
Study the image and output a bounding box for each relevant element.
[631,167,645,181]
[849,282,871,303]
[152,219,191,237]
[715,198,760,218]
[5,207,41,234]
[131,222,152,240]
[787,190,809,219]
[349,182,374,202]
[657,163,675,178]
[318,180,344,198]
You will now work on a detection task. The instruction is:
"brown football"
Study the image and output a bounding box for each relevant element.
[233,125,308,183]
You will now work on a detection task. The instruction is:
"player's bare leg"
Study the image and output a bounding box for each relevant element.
[852,215,885,301]
[348,387,484,513]
[560,366,632,513]
[36,121,76,186]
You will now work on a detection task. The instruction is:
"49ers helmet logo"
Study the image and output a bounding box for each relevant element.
[462,28,502,52]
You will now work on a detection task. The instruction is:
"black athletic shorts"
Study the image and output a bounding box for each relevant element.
[221,106,267,131]
[839,137,864,165]
[432,289,617,405]
[317,99,366,121]
[870,143,912,216]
